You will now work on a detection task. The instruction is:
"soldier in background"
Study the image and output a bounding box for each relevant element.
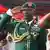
[46,29,50,50]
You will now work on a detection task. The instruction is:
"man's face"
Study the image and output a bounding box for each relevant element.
[48,35,50,40]
[47,29,50,41]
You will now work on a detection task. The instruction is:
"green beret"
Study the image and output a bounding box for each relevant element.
[32,3,36,9]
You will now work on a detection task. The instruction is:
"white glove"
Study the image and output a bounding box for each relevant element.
[6,9,13,16]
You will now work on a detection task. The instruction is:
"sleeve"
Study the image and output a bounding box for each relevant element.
[44,20,50,28]
[39,13,50,28]
[39,20,50,28]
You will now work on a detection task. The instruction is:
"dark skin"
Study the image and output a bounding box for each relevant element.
[48,35,50,40]
[47,29,50,41]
